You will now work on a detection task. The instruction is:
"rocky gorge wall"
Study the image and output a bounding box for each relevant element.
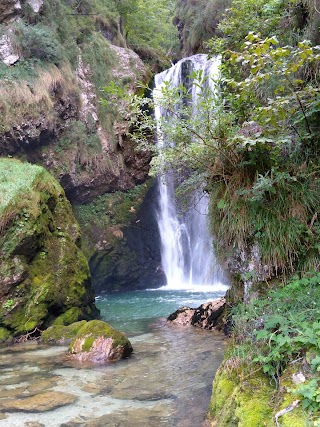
[0,0,163,295]
[0,159,99,341]
[0,1,151,203]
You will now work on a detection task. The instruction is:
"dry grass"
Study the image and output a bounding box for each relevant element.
[0,64,79,130]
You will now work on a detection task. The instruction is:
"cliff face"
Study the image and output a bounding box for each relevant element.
[0,0,159,294]
[173,0,230,56]
[0,159,99,340]
[0,0,151,204]
[83,182,166,293]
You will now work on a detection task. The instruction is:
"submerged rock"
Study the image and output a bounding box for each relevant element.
[167,298,226,331]
[1,391,76,412]
[67,320,133,363]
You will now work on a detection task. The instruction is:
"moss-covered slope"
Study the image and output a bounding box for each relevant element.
[0,158,99,339]
[209,362,312,427]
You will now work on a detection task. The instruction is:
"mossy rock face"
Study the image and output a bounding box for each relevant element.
[68,320,133,363]
[52,307,83,326]
[41,321,87,344]
[84,182,166,293]
[209,360,312,427]
[0,327,12,343]
[0,159,99,338]
[209,364,274,427]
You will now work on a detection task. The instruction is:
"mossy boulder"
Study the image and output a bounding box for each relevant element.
[0,159,99,338]
[41,320,87,344]
[68,320,133,363]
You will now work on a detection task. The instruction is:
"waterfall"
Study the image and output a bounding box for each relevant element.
[154,54,227,292]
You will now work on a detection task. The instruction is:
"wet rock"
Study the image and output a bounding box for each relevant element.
[81,405,176,427]
[191,298,226,330]
[0,159,99,337]
[25,422,45,427]
[90,183,166,293]
[167,298,226,330]
[26,377,60,393]
[1,391,76,412]
[67,320,133,363]
[0,386,27,399]
[167,307,195,326]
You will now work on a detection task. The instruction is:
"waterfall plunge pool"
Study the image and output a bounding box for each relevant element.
[0,54,228,426]
[0,288,226,427]
[96,286,227,335]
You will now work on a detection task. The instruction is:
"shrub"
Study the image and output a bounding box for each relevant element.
[229,273,320,416]
[14,22,63,64]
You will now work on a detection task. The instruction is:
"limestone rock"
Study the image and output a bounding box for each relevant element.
[26,0,43,13]
[167,307,195,326]
[292,372,306,385]
[1,391,76,412]
[68,320,133,363]
[191,298,226,330]
[76,56,99,126]
[0,33,19,65]
[167,298,226,331]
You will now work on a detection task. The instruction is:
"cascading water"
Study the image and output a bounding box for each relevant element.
[154,54,227,291]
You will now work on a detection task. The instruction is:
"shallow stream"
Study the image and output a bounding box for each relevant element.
[0,289,225,427]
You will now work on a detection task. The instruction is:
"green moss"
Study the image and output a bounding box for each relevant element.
[69,320,132,352]
[82,337,95,352]
[209,362,274,427]
[234,378,273,427]
[41,320,87,343]
[52,308,83,326]
[0,327,12,342]
[209,369,239,426]
[276,366,313,427]
[0,159,97,336]
[210,369,236,414]
[209,358,314,427]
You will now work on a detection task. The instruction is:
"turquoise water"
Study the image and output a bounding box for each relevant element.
[96,289,225,335]
[0,289,226,426]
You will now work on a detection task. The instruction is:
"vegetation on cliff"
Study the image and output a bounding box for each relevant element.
[0,0,175,205]
[0,159,98,339]
[115,0,320,423]
[0,0,174,296]
[173,0,230,56]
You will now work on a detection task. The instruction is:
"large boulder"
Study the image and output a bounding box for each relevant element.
[0,159,99,338]
[67,320,133,363]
